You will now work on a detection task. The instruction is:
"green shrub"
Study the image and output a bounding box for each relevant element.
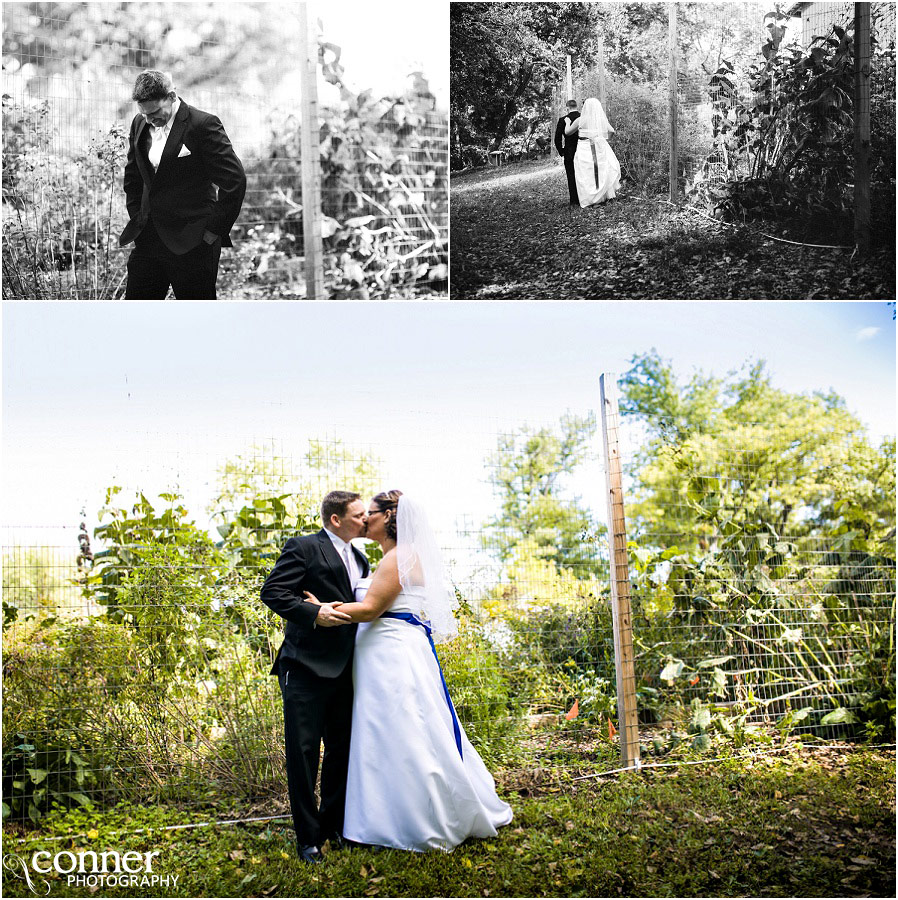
[2,96,127,300]
[440,615,522,765]
[2,733,95,823]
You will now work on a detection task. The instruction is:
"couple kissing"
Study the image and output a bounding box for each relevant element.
[260,490,512,860]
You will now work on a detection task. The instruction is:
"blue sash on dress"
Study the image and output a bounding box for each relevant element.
[379,611,463,759]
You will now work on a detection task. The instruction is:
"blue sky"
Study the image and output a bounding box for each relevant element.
[2,301,895,547]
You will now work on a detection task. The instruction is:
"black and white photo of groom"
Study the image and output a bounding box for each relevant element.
[118,70,247,300]
[259,491,370,863]
[554,98,580,207]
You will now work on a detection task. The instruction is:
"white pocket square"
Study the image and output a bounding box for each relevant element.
[177,145,191,158]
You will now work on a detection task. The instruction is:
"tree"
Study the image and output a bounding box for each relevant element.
[482,412,603,576]
[619,350,895,554]
[4,2,293,113]
[209,438,384,570]
[210,439,382,527]
[619,351,895,733]
[450,2,600,154]
[449,2,766,163]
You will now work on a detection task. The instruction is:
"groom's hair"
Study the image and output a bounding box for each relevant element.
[566,99,578,109]
[321,490,361,525]
[132,70,175,102]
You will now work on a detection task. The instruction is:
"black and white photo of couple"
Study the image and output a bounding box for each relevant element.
[553,97,621,210]
[450,1,895,301]
[261,490,513,861]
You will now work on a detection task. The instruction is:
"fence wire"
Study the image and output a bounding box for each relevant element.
[2,405,894,825]
[1,1,448,300]
[617,414,896,745]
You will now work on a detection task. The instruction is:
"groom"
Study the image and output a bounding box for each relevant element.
[118,70,247,299]
[554,99,580,206]
[260,491,370,863]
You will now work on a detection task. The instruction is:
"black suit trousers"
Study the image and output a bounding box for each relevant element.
[279,660,354,848]
[564,153,579,206]
[125,218,222,300]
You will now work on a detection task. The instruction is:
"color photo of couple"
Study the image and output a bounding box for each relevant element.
[260,490,513,863]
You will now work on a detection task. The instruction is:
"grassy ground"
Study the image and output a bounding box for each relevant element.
[450,159,895,301]
[3,740,894,898]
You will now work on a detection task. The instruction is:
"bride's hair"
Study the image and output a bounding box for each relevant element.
[371,489,402,540]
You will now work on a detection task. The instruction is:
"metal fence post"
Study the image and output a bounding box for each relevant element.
[599,373,641,770]
[853,2,871,254]
[299,2,325,299]
[668,1,678,204]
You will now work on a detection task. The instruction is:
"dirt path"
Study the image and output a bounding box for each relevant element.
[450,159,894,301]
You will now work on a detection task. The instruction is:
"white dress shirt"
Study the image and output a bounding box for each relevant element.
[147,97,181,172]
[325,529,361,590]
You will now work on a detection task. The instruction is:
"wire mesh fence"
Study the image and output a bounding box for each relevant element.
[619,418,895,745]
[552,2,769,191]
[1,1,448,300]
[1,411,604,824]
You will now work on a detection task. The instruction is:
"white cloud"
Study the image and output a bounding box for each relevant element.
[856,326,881,341]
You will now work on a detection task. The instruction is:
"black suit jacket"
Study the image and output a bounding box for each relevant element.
[554,110,580,160]
[119,99,247,253]
[260,530,370,679]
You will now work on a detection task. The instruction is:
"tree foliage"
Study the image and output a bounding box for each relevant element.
[620,349,895,552]
[691,11,896,238]
[619,350,896,736]
[451,2,600,159]
[450,1,766,166]
[483,412,603,576]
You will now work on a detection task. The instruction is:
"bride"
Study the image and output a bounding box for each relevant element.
[306,490,512,852]
[565,97,621,207]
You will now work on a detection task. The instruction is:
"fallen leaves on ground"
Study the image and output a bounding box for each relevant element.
[450,159,895,300]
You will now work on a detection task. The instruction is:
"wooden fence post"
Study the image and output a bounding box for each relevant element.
[599,374,641,771]
[853,2,871,254]
[299,2,325,299]
[668,1,678,204]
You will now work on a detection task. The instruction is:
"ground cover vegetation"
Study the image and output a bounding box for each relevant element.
[2,745,894,897]
[450,164,894,300]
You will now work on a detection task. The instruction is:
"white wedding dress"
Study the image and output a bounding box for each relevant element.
[342,577,513,852]
[573,98,621,207]
[574,134,621,206]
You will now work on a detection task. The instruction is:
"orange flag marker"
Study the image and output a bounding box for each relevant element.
[565,699,579,720]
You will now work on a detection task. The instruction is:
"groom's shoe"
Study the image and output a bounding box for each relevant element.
[297,844,323,864]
